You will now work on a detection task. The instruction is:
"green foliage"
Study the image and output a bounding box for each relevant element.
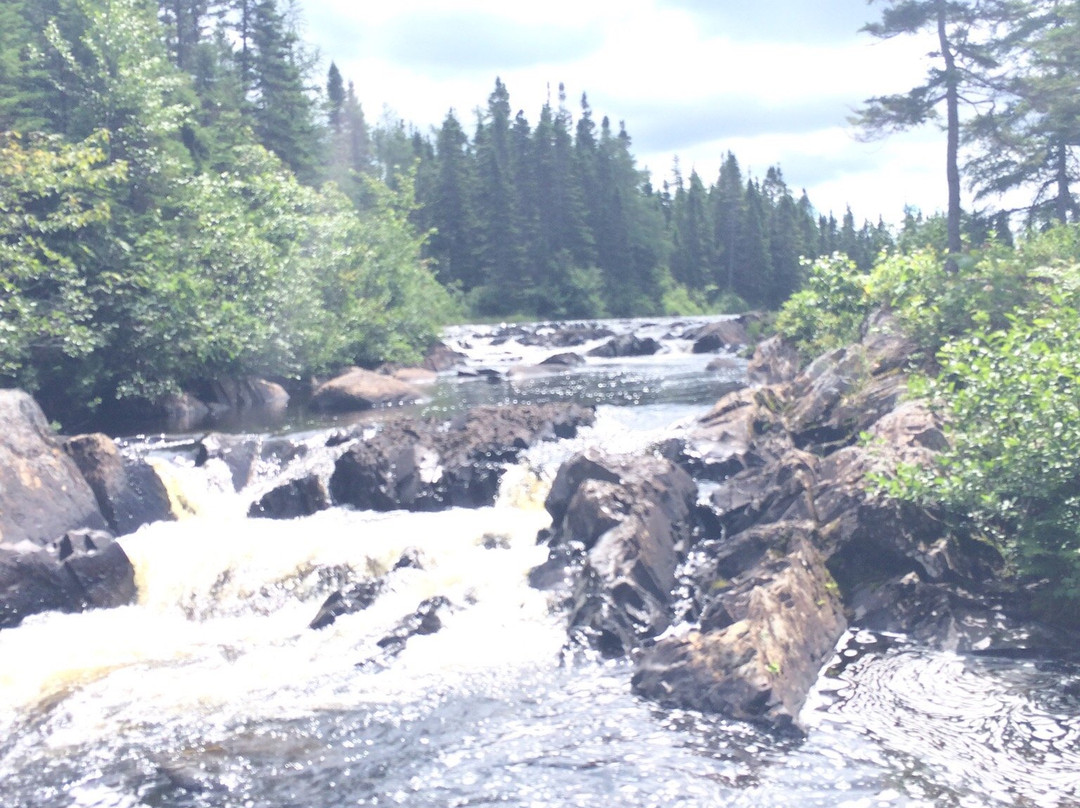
[889,303,1080,621]
[774,225,1079,363]
[0,130,125,386]
[773,254,869,359]
[0,0,458,428]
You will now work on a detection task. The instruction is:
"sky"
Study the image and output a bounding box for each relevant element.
[298,0,949,225]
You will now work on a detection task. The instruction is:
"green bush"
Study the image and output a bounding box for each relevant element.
[887,307,1080,620]
[773,254,869,359]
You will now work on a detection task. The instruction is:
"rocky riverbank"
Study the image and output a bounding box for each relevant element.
[2,311,1073,734]
[527,310,1077,732]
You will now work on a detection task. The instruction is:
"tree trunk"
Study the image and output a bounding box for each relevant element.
[1056,138,1071,223]
[937,0,963,268]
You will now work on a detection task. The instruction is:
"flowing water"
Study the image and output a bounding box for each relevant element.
[1,317,1078,808]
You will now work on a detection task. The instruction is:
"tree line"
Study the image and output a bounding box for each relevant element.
[391,81,894,319]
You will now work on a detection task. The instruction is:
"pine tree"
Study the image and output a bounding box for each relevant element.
[855,0,1010,264]
[966,0,1080,224]
[427,110,480,289]
[711,152,744,293]
[247,0,320,183]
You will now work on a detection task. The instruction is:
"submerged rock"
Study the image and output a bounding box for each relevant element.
[377,596,450,654]
[309,579,383,630]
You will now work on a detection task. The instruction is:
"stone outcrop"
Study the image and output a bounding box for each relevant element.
[533,309,1037,732]
[632,526,845,732]
[0,389,109,546]
[64,433,174,535]
[330,403,596,512]
[530,450,697,657]
[0,390,155,628]
[309,368,424,413]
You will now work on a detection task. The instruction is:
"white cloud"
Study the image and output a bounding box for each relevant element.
[299,0,954,223]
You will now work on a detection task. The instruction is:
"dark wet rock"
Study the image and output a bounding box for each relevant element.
[194,377,290,415]
[540,351,586,367]
[457,367,503,383]
[1,534,136,629]
[195,433,262,491]
[309,368,424,413]
[632,529,845,733]
[672,387,788,481]
[377,596,450,653]
[1,544,82,629]
[159,392,211,432]
[249,475,330,520]
[423,341,468,372]
[330,403,596,511]
[64,433,174,536]
[0,389,108,547]
[64,537,137,610]
[686,319,750,353]
[195,433,311,492]
[534,450,697,657]
[586,334,662,358]
[548,323,615,347]
[309,579,383,630]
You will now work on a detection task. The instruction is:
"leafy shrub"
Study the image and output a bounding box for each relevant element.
[773,254,869,359]
[885,306,1080,621]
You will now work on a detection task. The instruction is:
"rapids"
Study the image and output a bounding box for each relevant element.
[1,316,1078,808]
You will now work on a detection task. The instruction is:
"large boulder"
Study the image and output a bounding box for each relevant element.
[64,433,174,536]
[422,341,468,372]
[632,526,846,733]
[1,532,137,629]
[330,403,596,511]
[309,368,424,413]
[532,450,698,657]
[0,389,108,546]
[686,319,750,353]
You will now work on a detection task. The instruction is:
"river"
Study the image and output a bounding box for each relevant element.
[1,316,1078,808]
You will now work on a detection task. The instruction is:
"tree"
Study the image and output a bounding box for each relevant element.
[427,110,480,289]
[0,131,125,389]
[966,0,1080,225]
[247,0,320,183]
[855,0,1004,264]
